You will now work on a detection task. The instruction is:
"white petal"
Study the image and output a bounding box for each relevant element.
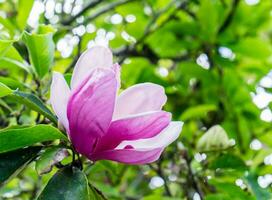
[71,46,113,90]
[50,72,70,130]
[116,121,183,150]
[113,83,167,120]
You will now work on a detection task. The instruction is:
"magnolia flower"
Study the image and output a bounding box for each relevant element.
[50,46,183,164]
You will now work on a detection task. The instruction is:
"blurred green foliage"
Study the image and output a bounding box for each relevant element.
[0,0,272,199]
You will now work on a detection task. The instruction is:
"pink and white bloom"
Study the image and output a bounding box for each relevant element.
[50,46,183,164]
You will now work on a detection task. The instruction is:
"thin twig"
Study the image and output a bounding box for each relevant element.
[81,0,136,26]
[61,0,102,25]
[184,150,204,199]
[149,157,173,197]
[114,0,190,64]
[218,0,240,34]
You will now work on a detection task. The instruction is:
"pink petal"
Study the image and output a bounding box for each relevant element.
[89,148,163,165]
[71,46,113,90]
[90,122,182,164]
[94,111,171,152]
[67,68,117,155]
[113,83,167,120]
[50,72,70,130]
[116,121,183,150]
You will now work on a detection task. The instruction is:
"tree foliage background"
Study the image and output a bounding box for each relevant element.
[0,0,272,199]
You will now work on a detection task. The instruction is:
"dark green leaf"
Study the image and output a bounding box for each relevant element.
[0,146,41,185]
[37,167,90,200]
[0,125,67,153]
[209,153,247,170]
[245,173,271,200]
[209,180,255,200]
[64,73,72,85]
[13,90,57,124]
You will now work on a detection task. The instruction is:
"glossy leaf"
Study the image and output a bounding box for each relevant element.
[0,40,13,58]
[0,46,30,72]
[16,0,34,30]
[37,167,90,200]
[209,153,247,170]
[0,57,30,72]
[13,91,57,124]
[0,16,15,36]
[0,82,12,98]
[245,173,271,200]
[22,25,55,78]
[0,125,67,153]
[0,77,25,90]
[0,146,41,185]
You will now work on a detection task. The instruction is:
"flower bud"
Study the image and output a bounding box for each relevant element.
[197,125,232,152]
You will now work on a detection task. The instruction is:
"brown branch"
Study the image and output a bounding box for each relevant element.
[114,44,191,65]
[149,158,173,197]
[81,0,136,26]
[218,0,240,34]
[61,0,102,25]
[183,150,204,199]
[114,0,190,64]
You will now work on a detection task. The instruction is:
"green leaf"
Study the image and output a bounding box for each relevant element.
[0,40,13,58]
[37,167,90,200]
[0,146,41,185]
[205,194,230,200]
[233,37,272,59]
[197,0,219,42]
[89,185,108,200]
[0,125,67,153]
[245,173,271,200]
[4,46,24,61]
[0,57,30,72]
[64,73,72,85]
[13,90,57,124]
[0,46,30,73]
[35,147,69,175]
[208,180,255,200]
[0,82,12,98]
[209,153,247,170]
[180,104,217,121]
[22,25,55,78]
[143,195,177,200]
[16,0,34,30]
[0,17,16,37]
[0,77,25,90]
